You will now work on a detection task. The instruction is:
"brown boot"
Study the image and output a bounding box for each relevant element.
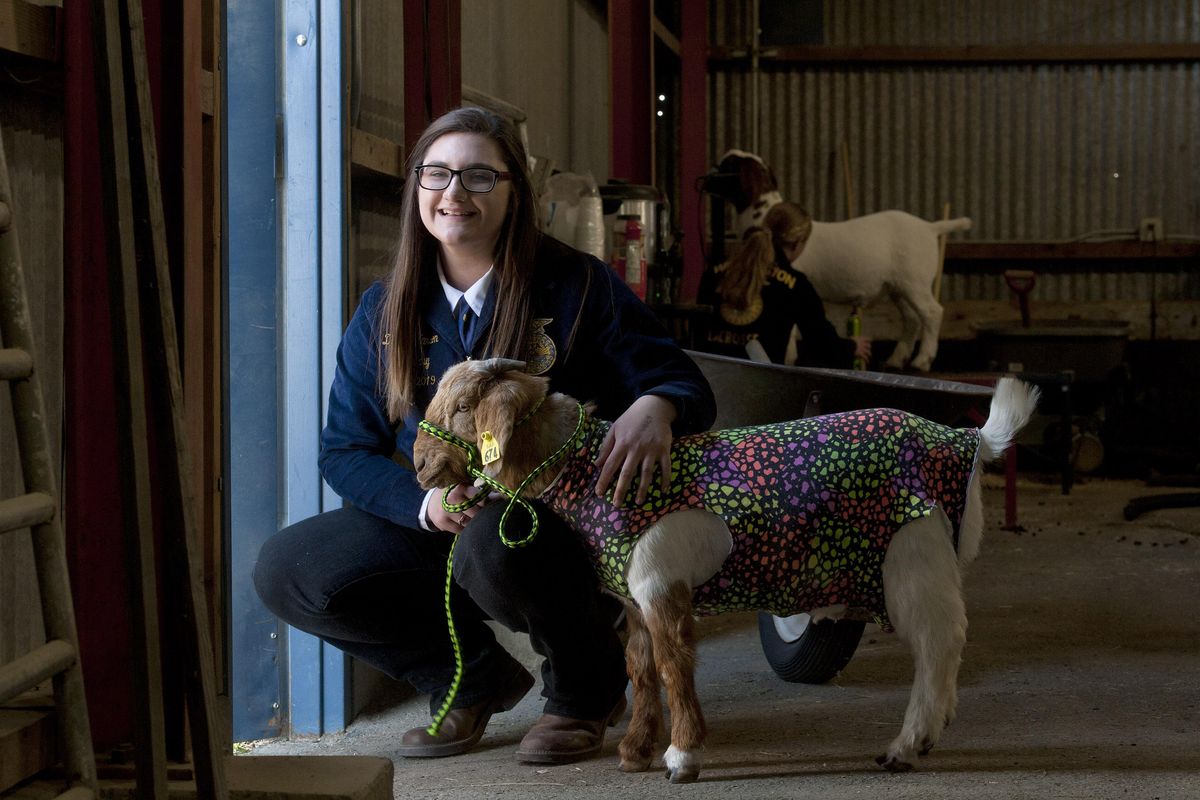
[396,666,535,758]
[515,694,627,764]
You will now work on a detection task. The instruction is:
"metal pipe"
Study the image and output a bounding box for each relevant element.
[750,0,760,153]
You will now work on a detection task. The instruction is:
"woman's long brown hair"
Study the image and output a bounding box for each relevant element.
[718,202,813,310]
[378,107,540,422]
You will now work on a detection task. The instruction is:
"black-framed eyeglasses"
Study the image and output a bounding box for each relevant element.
[414,165,513,193]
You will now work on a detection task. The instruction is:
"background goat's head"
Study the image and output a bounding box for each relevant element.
[700,149,777,213]
[414,358,549,491]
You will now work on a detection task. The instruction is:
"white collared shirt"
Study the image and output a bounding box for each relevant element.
[437,259,494,317]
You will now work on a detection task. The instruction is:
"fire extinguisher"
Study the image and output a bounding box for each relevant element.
[619,214,647,300]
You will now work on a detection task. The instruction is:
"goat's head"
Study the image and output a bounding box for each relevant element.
[414,358,549,491]
[700,149,778,213]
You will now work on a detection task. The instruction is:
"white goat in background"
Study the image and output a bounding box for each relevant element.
[414,359,1038,783]
[706,150,972,372]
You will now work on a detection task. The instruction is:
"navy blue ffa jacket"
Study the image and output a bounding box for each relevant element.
[698,258,856,367]
[319,235,717,529]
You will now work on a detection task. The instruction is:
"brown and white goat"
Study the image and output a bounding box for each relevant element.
[705,149,972,372]
[414,358,1038,782]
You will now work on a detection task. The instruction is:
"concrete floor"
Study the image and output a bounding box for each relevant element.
[249,477,1200,799]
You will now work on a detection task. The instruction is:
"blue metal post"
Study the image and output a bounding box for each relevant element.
[225,0,282,743]
[226,0,347,741]
[280,0,348,735]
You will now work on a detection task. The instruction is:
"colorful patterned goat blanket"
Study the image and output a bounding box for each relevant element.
[541,409,981,627]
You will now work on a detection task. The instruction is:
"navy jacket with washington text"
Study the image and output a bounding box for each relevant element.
[318,235,717,528]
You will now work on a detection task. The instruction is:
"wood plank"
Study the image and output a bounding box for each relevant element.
[202,0,226,735]
[652,15,680,56]
[349,127,404,180]
[122,0,228,796]
[0,0,58,62]
[823,299,1200,343]
[0,708,55,792]
[199,68,214,117]
[90,0,170,795]
[945,241,1200,261]
[709,43,1200,66]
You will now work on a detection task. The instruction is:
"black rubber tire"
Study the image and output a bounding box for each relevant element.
[757,612,866,684]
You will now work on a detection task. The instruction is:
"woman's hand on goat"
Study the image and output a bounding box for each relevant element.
[427,483,488,533]
[595,394,677,506]
[853,336,872,362]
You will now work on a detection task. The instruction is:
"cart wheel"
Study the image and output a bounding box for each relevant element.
[757,612,865,684]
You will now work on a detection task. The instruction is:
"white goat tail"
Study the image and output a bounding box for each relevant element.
[931,217,973,235]
[978,377,1040,461]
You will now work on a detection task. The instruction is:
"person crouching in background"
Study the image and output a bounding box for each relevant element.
[699,202,871,368]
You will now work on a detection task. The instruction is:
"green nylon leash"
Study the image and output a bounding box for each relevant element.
[418,402,586,735]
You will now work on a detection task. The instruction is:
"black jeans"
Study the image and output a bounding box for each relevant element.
[252,501,627,719]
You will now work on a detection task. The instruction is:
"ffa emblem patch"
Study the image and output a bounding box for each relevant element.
[525,318,556,375]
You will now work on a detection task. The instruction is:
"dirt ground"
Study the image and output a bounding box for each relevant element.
[248,477,1200,799]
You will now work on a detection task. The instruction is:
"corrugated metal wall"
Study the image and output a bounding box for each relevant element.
[462,0,610,180]
[713,64,1199,243]
[714,1,1200,46]
[708,1,1200,317]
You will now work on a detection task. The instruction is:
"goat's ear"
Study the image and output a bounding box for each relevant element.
[474,371,548,478]
[473,378,522,476]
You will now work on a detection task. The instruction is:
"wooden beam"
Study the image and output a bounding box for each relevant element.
[609,0,652,183]
[826,299,1200,343]
[0,708,55,793]
[91,0,170,792]
[0,0,58,62]
[677,0,706,302]
[199,67,214,117]
[709,43,1200,67]
[123,0,228,794]
[183,0,226,746]
[652,15,680,57]
[945,241,1200,261]
[402,0,461,154]
[350,127,405,180]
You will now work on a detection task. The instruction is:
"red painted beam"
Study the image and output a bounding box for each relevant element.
[403,0,461,156]
[678,2,707,302]
[608,0,651,183]
[63,0,134,752]
[427,0,460,120]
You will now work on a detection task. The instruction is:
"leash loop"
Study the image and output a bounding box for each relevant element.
[419,403,586,735]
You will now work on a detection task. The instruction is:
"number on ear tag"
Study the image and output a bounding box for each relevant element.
[480,431,501,465]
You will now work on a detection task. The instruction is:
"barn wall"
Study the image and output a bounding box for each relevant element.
[461,0,610,181]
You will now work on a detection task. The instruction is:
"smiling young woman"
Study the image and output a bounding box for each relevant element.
[252,106,715,765]
[415,132,514,286]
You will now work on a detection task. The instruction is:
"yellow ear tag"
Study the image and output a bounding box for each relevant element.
[479,431,501,465]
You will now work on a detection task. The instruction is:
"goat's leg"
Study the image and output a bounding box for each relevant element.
[905,291,944,372]
[879,516,967,772]
[618,602,662,772]
[884,292,921,370]
[642,581,707,783]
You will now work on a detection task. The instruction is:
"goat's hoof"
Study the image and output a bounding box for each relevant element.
[876,754,914,773]
[665,766,699,784]
[918,737,935,756]
[620,756,652,773]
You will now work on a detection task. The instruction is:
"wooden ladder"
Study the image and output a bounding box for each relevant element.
[0,125,99,799]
